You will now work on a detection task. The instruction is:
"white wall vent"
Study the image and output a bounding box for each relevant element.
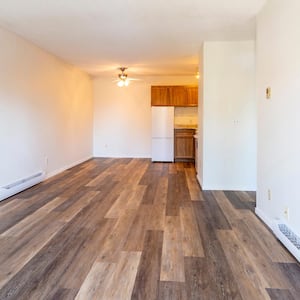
[0,171,45,202]
[273,219,300,263]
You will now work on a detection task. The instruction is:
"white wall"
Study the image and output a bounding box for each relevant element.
[0,27,93,186]
[199,41,256,190]
[93,78,151,158]
[93,76,197,158]
[256,0,300,235]
[197,47,204,185]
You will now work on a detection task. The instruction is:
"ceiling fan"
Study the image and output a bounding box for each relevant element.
[115,67,139,87]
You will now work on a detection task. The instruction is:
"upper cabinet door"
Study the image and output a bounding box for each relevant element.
[151,86,171,106]
[151,85,198,106]
[185,86,198,106]
[170,86,186,106]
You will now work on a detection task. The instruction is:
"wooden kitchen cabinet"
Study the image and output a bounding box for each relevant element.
[151,85,198,106]
[174,129,195,161]
[170,86,186,106]
[151,86,171,106]
[185,86,198,106]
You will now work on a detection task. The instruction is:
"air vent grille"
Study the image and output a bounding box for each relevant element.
[273,219,300,263]
[278,224,300,250]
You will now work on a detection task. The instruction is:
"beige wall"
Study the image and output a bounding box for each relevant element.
[199,41,256,190]
[93,76,197,157]
[0,26,93,186]
[256,0,300,235]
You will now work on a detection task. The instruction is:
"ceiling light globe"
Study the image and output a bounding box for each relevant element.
[117,80,124,87]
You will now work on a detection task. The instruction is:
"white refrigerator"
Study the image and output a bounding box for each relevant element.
[151,106,174,162]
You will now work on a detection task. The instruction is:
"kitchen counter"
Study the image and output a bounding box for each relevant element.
[174,125,197,129]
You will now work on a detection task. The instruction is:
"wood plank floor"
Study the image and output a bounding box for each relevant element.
[0,158,299,300]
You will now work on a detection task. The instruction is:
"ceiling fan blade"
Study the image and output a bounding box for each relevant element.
[128,77,141,81]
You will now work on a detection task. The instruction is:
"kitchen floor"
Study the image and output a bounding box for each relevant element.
[0,158,299,299]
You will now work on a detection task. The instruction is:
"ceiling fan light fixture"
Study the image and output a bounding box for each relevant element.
[116,67,130,87]
[119,73,127,80]
[117,80,124,87]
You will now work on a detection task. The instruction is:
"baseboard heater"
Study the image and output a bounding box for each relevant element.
[273,219,300,262]
[0,171,45,202]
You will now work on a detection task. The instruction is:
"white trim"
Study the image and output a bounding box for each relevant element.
[255,207,274,229]
[200,184,256,191]
[0,156,92,201]
[256,208,300,262]
[93,155,151,159]
[273,219,300,263]
[0,171,46,201]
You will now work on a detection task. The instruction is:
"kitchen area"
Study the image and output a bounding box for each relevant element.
[151,85,198,171]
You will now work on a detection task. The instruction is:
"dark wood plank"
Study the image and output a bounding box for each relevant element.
[0,193,56,234]
[161,163,170,177]
[158,281,187,300]
[0,226,89,299]
[232,220,294,290]
[53,187,93,212]
[234,191,256,212]
[96,209,136,262]
[277,263,300,296]
[0,191,110,297]
[131,230,164,300]
[166,174,180,216]
[177,170,191,202]
[224,191,250,210]
[1,159,299,300]
[202,191,231,229]
[246,191,256,201]
[123,205,153,252]
[241,211,294,263]
[142,180,158,204]
[266,288,296,300]
[184,257,212,300]
[192,201,242,299]
[139,166,161,205]
[50,288,78,300]
[217,229,271,299]
[160,216,185,282]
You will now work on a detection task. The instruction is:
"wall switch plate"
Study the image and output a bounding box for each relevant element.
[266,87,271,99]
[268,189,271,200]
[284,207,289,220]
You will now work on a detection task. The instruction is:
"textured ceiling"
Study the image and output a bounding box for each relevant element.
[0,0,266,77]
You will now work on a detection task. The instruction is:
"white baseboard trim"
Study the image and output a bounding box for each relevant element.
[255,207,274,230]
[201,185,256,191]
[196,174,203,189]
[45,156,93,180]
[0,171,46,202]
[93,154,151,159]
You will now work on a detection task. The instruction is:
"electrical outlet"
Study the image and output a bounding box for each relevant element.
[284,207,289,220]
[267,189,271,201]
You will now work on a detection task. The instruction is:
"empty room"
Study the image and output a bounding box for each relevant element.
[0,0,300,299]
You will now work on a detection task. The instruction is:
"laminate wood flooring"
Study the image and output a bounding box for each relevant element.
[0,158,299,300]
